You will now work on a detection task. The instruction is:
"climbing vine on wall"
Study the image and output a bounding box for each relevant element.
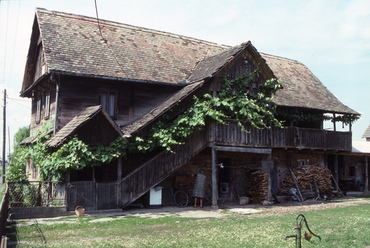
[10,70,284,180]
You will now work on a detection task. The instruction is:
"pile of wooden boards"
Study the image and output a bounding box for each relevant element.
[247,171,268,203]
[279,165,334,197]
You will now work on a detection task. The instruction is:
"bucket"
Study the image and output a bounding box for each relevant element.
[239,197,249,205]
[75,205,85,217]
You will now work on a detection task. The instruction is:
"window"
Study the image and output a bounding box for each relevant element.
[36,98,41,123]
[44,92,50,119]
[100,92,118,117]
[297,159,309,166]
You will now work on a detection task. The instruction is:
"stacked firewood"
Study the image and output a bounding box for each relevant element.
[247,171,268,203]
[279,165,334,195]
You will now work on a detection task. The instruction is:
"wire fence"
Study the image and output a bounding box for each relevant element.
[7,181,66,208]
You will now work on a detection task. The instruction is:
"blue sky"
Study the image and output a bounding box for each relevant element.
[0,0,369,156]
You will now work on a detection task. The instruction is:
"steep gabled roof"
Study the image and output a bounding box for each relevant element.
[31,8,227,86]
[187,42,275,83]
[46,105,123,147]
[23,8,358,118]
[262,54,359,115]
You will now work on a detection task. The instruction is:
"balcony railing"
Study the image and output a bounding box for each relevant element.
[207,122,352,151]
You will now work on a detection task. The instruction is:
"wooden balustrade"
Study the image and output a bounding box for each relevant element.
[208,122,352,151]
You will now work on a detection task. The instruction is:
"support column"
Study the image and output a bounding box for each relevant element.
[93,167,97,210]
[117,157,123,206]
[365,156,369,193]
[267,158,272,202]
[211,147,218,209]
[334,154,339,191]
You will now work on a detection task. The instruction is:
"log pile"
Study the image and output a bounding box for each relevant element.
[247,171,268,203]
[279,165,334,196]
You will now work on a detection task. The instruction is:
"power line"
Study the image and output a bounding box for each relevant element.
[93,0,129,78]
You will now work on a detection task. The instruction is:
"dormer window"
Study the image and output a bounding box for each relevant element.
[100,91,118,117]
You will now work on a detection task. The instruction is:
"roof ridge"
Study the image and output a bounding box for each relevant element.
[36,8,229,49]
[261,52,301,64]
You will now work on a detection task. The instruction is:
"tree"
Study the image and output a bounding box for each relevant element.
[7,126,30,181]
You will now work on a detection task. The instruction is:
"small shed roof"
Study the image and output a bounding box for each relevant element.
[46,105,123,147]
[362,124,370,139]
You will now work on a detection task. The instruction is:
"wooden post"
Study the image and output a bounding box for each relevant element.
[365,156,369,193]
[65,170,70,209]
[267,159,272,202]
[2,89,6,184]
[93,167,96,210]
[290,168,303,202]
[313,176,320,199]
[333,113,336,131]
[211,147,218,209]
[117,157,123,207]
[334,154,339,191]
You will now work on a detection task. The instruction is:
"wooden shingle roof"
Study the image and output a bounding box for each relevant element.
[25,8,358,140]
[34,8,227,85]
[46,106,123,147]
[262,54,359,115]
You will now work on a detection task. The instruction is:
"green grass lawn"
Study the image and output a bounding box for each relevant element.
[8,199,370,248]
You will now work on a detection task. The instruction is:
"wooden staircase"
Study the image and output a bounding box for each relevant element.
[119,129,207,208]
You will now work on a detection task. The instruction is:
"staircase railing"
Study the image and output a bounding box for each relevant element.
[120,129,207,208]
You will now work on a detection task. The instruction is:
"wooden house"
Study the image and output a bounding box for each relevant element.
[20,8,360,210]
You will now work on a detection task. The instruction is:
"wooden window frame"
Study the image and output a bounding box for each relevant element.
[99,91,118,118]
[36,97,41,124]
[44,91,50,120]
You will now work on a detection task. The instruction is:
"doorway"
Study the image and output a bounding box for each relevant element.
[218,158,230,198]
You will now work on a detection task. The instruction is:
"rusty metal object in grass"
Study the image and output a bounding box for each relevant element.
[285,214,321,248]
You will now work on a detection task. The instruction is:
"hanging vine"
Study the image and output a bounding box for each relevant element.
[10,70,284,180]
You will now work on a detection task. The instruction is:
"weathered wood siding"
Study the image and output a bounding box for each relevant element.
[57,76,179,131]
[30,78,57,136]
[96,182,117,210]
[120,129,207,208]
[208,122,352,151]
[67,181,94,211]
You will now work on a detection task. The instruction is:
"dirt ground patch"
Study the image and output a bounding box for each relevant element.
[17,197,370,225]
[95,196,370,220]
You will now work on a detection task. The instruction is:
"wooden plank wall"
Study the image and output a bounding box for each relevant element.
[67,181,94,211]
[57,77,179,131]
[120,129,208,208]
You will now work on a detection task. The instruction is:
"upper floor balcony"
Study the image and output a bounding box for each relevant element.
[207,121,352,152]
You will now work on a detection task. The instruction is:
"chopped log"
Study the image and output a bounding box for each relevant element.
[247,171,268,203]
[278,165,335,197]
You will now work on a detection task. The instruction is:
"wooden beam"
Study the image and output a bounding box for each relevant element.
[117,157,123,206]
[213,145,271,154]
[211,147,218,209]
[334,154,339,191]
[365,156,369,193]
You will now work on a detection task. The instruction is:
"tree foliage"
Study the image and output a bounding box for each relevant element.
[7,126,30,181]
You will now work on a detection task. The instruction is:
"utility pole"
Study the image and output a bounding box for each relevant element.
[2,89,6,183]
